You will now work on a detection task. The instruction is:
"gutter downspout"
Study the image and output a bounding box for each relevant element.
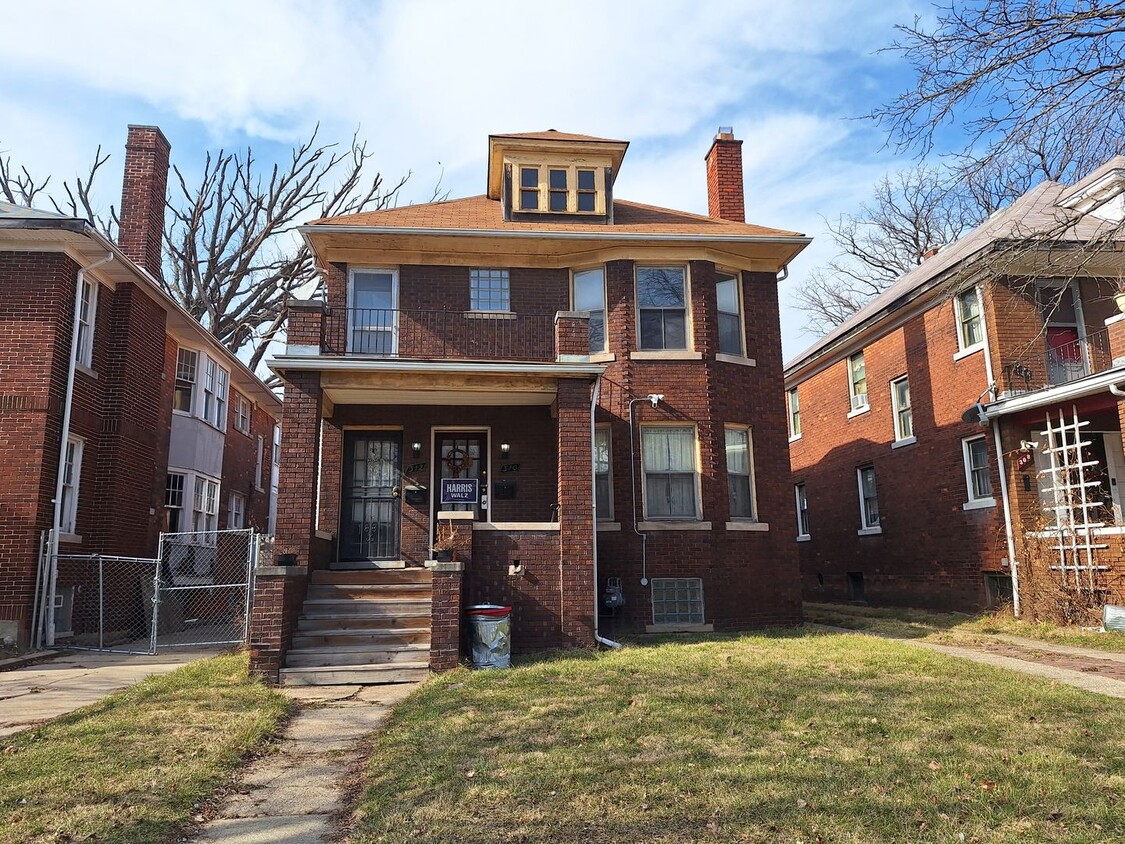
[591,374,621,649]
[45,252,113,646]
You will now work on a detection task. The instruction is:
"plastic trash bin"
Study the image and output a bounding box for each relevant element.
[467,604,512,668]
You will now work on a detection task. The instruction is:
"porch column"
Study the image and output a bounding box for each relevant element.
[557,377,596,647]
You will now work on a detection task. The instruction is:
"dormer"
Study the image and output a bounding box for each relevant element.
[487,130,629,223]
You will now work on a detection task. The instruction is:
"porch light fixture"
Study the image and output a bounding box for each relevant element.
[411,441,423,456]
[500,442,511,456]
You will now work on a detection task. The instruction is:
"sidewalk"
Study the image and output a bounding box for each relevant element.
[190,683,417,844]
[0,647,222,736]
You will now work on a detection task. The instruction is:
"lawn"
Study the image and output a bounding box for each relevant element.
[804,602,1125,653]
[352,632,1125,843]
[0,653,290,844]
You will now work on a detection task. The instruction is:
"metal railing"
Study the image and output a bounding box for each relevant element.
[1003,326,1116,395]
[345,308,555,361]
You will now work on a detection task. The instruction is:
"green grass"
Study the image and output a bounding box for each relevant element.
[0,653,290,844]
[352,632,1125,843]
[805,602,1125,653]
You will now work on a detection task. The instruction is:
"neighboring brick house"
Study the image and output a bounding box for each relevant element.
[253,128,810,683]
[0,126,281,647]
[786,157,1125,620]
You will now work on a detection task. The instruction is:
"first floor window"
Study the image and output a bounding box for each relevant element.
[174,348,197,413]
[573,267,606,353]
[637,266,687,350]
[470,268,510,311]
[651,577,704,625]
[59,437,84,534]
[848,351,868,411]
[787,388,801,438]
[193,476,219,534]
[229,492,246,529]
[594,426,613,520]
[891,376,913,441]
[956,287,983,350]
[795,483,809,537]
[642,426,699,519]
[963,436,993,502]
[165,473,185,533]
[857,466,879,529]
[716,272,743,356]
[725,426,754,519]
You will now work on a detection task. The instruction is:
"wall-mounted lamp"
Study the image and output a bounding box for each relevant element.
[500,442,511,456]
[411,441,423,457]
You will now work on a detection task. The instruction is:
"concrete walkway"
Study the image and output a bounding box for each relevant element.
[191,683,417,844]
[0,647,221,737]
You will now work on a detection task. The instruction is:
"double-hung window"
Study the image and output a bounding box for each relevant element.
[715,272,744,356]
[637,266,687,350]
[642,426,699,519]
[234,394,251,434]
[956,288,984,352]
[202,359,229,430]
[229,492,246,529]
[174,348,197,413]
[470,269,510,312]
[165,473,185,533]
[848,351,868,412]
[75,277,97,368]
[795,483,810,539]
[255,435,265,491]
[573,267,607,354]
[857,466,880,531]
[891,376,913,442]
[725,426,755,519]
[962,436,994,506]
[787,388,801,439]
[193,476,219,533]
[60,437,84,535]
[594,426,613,520]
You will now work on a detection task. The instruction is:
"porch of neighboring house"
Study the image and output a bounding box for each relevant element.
[250,302,601,684]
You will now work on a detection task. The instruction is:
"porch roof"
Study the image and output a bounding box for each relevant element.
[982,365,1125,420]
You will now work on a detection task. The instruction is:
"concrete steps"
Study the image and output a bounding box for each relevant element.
[280,567,433,686]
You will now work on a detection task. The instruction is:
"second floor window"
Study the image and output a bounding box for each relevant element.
[891,376,913,441]
[637,266,687,350]
[848,351,868,412]
[956,288,983,351]
[787,388,801,438]
[174,349,197,413]
[470,268,510,312]
[75,277,97,368]
[203,359,229,430]
[234,394,251,434]
[573,267,606,354]
[857,465,880,530]
[716,272,743,356]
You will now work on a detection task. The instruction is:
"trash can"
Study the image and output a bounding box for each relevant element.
[467,604,512,668]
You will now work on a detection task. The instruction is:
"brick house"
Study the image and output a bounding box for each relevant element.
[785,157,1125,619]
[0,126,281,647]
[252,128,809,683]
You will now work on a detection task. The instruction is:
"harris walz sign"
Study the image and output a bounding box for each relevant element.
[440,477,479,506]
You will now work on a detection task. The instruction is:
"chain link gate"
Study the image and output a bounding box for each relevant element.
[41,529,262,653]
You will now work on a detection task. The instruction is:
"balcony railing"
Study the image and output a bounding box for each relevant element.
[1003,326,1115,395]
[344,308,555,362]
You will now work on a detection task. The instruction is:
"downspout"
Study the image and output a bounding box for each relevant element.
[45,252,113,646]
[591,374,621,649]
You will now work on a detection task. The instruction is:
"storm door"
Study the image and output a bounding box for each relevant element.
[340,431,402,561]
[434,433,488,534]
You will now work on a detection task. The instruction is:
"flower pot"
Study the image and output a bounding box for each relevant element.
[1114,292,1125,314]
[433,548,453,562]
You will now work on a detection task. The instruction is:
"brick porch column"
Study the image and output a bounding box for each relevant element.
[555,311,591,360]
[557,377,596,647]
[248,564,307,681]
[427,517,473,671]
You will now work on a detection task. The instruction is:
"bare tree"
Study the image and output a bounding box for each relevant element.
[2,144,118,234]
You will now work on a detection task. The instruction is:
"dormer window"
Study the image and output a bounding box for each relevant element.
[515,163,605,214]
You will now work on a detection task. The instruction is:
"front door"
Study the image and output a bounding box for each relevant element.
[340,431,402,561]
[434,432,488,535]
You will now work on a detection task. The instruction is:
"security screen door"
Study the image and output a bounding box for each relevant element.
[340,431,402,561]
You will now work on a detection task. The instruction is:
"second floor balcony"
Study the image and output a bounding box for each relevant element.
[1003,325,1115,395]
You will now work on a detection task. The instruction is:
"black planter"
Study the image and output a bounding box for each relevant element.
[433,548,453,562]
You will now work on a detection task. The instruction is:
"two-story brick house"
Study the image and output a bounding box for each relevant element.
[0,126,281,647]
[786,157,1125,620]
[251,128,810,683]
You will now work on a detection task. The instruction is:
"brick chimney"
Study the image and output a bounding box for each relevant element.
[705,126,744,223]
[118,125,171,279]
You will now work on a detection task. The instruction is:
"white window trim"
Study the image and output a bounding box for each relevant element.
[856,466,880,533]
[715,269,747,359]
[962,435,995,508]
[724,424,758,522]
[571,266,608,355]
[229,491,246,529]
[347,267,400,353]
[75,277,97,368]
[594,424,614,521]
[787,388,802,440]
[234,394,252,435]
[173,347,198,416]
[954,285,986,356]
[639,422,703,521]
[847,351,869,413]
[60,436,84,535]
[635,264,693,353]
[890,375,913,444]
[795,483,810,541]
[255,435,265,492]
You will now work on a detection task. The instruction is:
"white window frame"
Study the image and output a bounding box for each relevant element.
[962,435,996,509]
[234,393,252,434]
[229,491,246,530]
[636,265,691,352]
[165,472,186,533]
[201,359,229,430]
[787,388,801,440]
[795,483,810,540]
[571,266,607,354]
[594,424,614,521]
[347,267,399,354]
[469,268,511,313]
[59,436,84,536]
[255,434,265,492]
[192,475,220,535]
[715,270,745,358]
[848,350,869,414]
[640,424,702,520]
[75,276,97,368]
[857,465,881,534]
[650,576,705,626]
[173,348,198,414]
[724,425,757,521]
[954,286,985,355]
[890,375,914,445]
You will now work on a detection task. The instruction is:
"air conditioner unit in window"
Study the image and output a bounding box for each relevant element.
[851,393,868,412]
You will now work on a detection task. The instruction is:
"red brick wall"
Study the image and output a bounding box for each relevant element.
[789,294,1006,610]
[429,565,464,669]
[248,570,308,681]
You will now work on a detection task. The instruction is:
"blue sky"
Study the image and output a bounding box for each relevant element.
[0,0,931,359]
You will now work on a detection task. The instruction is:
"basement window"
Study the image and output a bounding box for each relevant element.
[651,577,704,625]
